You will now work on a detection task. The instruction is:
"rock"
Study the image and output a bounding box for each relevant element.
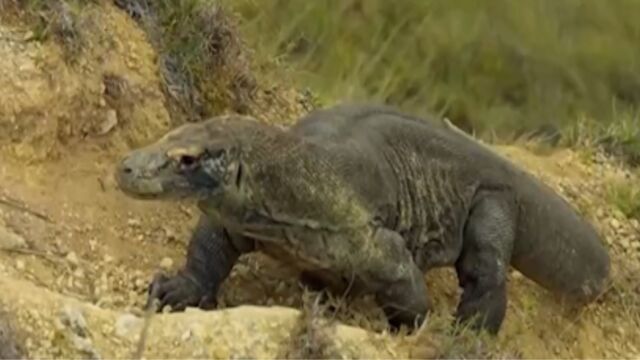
[159,257,173,270]
[620,237,631,250]
[134,278,145,289]
[97,109,118,135]
[15,260,25,271]
[0,226,27,250]
[73,269,85,279]
[163,227,176,241]
[0,277,414,359]
[0,320,24,359]
[114,313,142,338]
[66,251,79,266]
[610,218,621,230]
[59,305,88,338]
[69,334,101,360]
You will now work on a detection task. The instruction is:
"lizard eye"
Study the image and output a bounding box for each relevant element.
[178,155,199,170]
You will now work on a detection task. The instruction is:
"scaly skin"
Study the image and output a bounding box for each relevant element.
[115,105,610,334]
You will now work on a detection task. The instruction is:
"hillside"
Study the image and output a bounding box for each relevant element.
[0,1,639,358]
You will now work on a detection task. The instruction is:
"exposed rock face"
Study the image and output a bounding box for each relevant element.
[0,277,429,359]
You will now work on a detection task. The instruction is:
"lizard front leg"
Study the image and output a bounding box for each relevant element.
[454,190,516,334]
[370,228,432,330]
[148,214,254,312]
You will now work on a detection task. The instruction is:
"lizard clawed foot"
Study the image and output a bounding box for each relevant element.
[454,282,506,335]
[146,272,217,312]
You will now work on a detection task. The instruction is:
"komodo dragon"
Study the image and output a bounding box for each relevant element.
[115,104,610,334]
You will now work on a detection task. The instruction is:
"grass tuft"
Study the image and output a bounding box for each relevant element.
[605,180,640,220]
[282,291,340,359]
[7,0,91,62]
[114,0,256,123]
[563,110,640,167]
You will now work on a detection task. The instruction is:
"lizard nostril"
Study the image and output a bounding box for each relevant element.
[119,156,136,175]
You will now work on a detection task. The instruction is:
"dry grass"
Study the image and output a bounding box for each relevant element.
[5,0,92,62]
[281,291,341,359]
[113,0,256,123]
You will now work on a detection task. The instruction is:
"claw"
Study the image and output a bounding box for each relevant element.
[145,271,217,313]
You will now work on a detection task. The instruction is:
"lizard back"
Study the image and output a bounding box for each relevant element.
[291,104,610,300]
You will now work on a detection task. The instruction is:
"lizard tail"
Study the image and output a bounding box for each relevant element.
[511,179,611,303]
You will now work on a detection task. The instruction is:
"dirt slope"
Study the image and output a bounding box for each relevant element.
[0,2,638,358]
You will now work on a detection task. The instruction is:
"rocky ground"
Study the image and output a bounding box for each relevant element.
[0,1,639,359]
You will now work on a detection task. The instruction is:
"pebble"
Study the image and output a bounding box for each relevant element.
[15,259,25,271]
[610,218,621,230]
[181,329,193,341]
[66,251,79,266]
[163,227,176,241]
[0,226,27,250]
[69,334,100,360]
[114,313,141,338]
[159,257,174,270]
[59,305,88,338]
[134,278,146,289]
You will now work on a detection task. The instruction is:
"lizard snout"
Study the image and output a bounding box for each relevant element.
[115,151,168,198]
[117,154,142,179]
[118,157,134,175]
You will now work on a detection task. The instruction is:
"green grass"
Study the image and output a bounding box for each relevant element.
[227,0,640,161]
[562,110,640,166]
[606,179,640,220]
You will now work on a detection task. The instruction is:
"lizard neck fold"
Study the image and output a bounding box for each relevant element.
[202,127,373,233]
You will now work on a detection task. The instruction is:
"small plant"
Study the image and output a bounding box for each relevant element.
[114,0,255,122]
[283,291,339,359]
[605,180,640,219]
[563,110,640,167]
[9,0,89,61]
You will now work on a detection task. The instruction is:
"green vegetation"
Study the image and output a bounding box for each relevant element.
[10,0,640,163]
[113,0,256,121]
[8,0,90,60]
[606,179,640,220]
[228,0,640,160]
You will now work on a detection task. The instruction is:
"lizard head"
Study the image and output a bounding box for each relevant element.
[115,115,254,201]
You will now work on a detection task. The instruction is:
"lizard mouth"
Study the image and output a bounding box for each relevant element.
[115,173,165,199]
